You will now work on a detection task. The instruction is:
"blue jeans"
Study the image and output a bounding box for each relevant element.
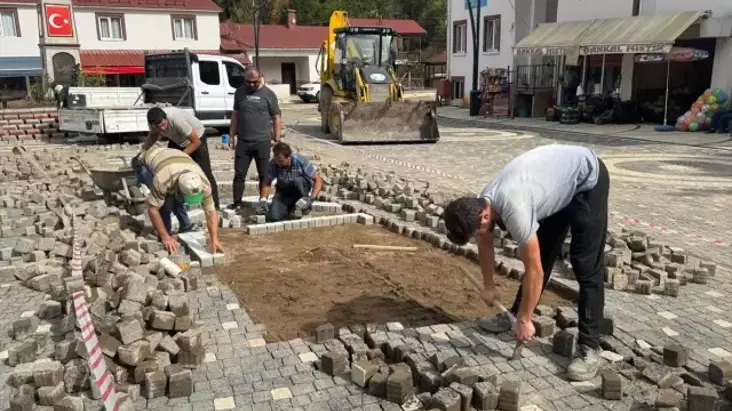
[132,157,191,233]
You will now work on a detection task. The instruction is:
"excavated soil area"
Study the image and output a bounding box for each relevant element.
[214,224,571,341]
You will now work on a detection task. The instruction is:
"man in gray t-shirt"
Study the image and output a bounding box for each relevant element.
[443,144,609,382]
[143,106,220,209]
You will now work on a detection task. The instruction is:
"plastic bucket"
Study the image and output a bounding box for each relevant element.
[221,134,230,145]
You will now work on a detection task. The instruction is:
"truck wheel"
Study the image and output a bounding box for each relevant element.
[320,87,332,133]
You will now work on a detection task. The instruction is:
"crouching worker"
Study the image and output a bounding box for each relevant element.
[262,142,323,222]
[132,146,224,254]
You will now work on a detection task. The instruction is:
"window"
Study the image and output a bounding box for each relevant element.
[96,14,125,41]
[199,61,220,86]
[171,15,196,40]
[451,77,465,100]
[483,15,500,52]
[224,61,245,88]
[452,20,467,54]
[0,10,19,37]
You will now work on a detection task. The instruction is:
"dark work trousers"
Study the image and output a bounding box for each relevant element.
[168,139,220,209]
[509,159,609,349]
[267,176,312,222]
[233,141,270,204]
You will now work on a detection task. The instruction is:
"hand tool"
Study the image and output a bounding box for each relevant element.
[459,266,525,360]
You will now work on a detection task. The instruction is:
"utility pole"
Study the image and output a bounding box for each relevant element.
[252,0,261,69]
[466,0,481,115]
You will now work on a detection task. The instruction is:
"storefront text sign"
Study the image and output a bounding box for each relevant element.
[582,44,671,55]
[513,47,566,56]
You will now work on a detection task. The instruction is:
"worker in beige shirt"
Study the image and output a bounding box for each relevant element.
[133,146,223,254]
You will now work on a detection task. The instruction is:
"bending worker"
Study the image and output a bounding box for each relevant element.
[228,68,281,213]
[442,144,609,382]
[133,146,223,254]
[143,106,220,210]
[262,142,322,221]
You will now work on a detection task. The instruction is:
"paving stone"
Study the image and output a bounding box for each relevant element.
[117,319,144,345]
[473,381,499,410]
[166,364,193,398]
[386,371,413,403]
[708,359,732,385]
[213,397,236,410]
[552,329,577,357]
[315,323,335,343]
[33,360,63,387]
[656,388,682,408]
[687,386,718,411]
[322,351,348,376]
[498,381,521,411]
[663,344,688,367]
[351,360,378,387]
[38,381,65,406]
[429,387,461,411]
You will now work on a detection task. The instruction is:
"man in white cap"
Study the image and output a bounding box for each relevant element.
[135,146,223,254]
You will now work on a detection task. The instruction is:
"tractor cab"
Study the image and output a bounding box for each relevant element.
[333,26,397,93]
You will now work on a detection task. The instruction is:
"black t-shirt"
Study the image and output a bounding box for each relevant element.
[233,85,281,143]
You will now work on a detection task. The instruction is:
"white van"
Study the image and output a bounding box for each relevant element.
[58,49,246,138]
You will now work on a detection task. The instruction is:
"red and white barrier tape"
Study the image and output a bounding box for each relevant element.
[70,214,120,411]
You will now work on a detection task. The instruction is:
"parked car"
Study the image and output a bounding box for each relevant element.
[297,83,320,103]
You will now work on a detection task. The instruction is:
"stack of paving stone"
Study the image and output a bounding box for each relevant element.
[0,108,62,143]
[0,145,211,409]
[311,321,523,410]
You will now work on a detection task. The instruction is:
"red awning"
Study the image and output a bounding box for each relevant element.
[80,50,251,75]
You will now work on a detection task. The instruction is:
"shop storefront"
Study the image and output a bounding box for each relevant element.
[0,56,43,101]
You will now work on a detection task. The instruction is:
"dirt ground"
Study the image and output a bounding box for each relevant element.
[215,224,572,341]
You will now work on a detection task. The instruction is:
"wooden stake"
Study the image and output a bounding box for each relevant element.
[352,244,418,252]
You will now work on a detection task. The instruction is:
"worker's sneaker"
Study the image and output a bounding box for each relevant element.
[254,200,269,215]
[178,224,195,234]
[567,344,600,381]
[477,314,512,333]
[227,202,242,210]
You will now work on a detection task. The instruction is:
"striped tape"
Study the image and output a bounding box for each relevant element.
[69,214,120,411]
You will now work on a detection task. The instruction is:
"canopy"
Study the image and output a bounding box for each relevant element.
[514,10,709,56]
[0,56,42,78]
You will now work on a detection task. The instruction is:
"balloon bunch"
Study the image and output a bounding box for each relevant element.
[676,88,728,131]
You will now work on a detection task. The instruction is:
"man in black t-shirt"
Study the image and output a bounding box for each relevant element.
[228,68,282,212]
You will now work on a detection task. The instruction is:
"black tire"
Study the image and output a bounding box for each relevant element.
[315,91,320,103]
[320,87,332,133]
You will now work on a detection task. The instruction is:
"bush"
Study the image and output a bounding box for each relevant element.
[29,72,52,102]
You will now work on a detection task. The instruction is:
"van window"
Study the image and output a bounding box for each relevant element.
[199,61,220,85]
[224,61,245,88]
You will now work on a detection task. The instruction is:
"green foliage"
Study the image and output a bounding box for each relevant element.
[217,0,446,50]
[29,72,52,102]
[71,64,106,87]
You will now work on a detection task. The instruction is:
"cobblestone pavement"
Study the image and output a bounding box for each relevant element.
[279,104,732,268]
[1,109,731,411]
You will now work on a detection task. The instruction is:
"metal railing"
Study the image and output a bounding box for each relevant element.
[515,64,557,92]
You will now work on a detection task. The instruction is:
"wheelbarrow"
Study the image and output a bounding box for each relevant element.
[70,156,148,216]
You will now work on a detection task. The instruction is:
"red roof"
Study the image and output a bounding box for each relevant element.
[80,50,250,74]
[72,0,219,11]
[349,18,426,35]
[220,22,327,50]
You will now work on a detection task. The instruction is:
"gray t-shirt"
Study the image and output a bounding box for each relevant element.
[479,144,599,246]
[158,107,205,148]
[233,85,281,143]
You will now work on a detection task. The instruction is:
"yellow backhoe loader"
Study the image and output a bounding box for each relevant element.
[315,11,440,144]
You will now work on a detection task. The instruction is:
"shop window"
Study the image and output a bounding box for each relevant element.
[0,9,19,37]
[171,15,196,40]
[452,20,467,54]
[451,77,465,100]
[199,61,220,86]
[96,14,125,41]
[483,15,500,52]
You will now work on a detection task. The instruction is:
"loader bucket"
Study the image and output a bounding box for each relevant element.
[330,100,440,144]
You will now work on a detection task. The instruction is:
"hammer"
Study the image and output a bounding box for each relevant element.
[459,266,525,360]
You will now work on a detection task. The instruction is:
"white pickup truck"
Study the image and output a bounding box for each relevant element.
[58,49,247,138]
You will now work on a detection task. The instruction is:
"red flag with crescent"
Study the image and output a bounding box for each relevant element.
[45,4,73,37]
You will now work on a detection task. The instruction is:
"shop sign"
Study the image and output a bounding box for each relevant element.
[513,47,566,56]
[582,44,671,55]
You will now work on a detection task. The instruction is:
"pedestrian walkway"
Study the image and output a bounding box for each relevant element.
[437,106,732,150]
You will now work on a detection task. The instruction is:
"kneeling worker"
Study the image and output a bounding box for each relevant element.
[143,107,220,210]
[442,144,609,382]
[263,142,322,221]
[136,146,224,254]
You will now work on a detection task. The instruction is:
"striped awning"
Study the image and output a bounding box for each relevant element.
[514,10,709,56]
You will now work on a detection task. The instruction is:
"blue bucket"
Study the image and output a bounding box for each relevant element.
[221,134,230,145]
[518,108,530,118]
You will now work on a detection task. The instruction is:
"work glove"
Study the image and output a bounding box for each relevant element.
[296,196,313,215]
[255,199,269,215]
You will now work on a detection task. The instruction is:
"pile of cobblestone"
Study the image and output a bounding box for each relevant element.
[0,145,210,409]
[0,108,63,144]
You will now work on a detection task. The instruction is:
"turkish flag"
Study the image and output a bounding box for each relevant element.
[45,4,73,37]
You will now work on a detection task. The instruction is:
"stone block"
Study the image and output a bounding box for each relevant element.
[315,323,335,343]
[635,279,653,295]
[709,360,732,385]
[663,344,688,367]
[386,371,413,403]
[532,316,555,337]
[473,381,499,410]
[602,372,622,400]
[429,387,461,411]
[165,364,193,398]
[352,360,378,387]
[8,340,38,366]
[9,363,34,387]
[663,279,680,297]
[175,328,203,351]
[321,351,348,376]
[134,360,160,384]
[556,307,579,329]
[38,382,65,406]
[448,382,473,411]
[687,386,718,411]
[158,335,180,356]
[143,370,167,399]
[54,396,85,411]
[418,369,442,393]
[367,372,387,398]
[700,261,716,277]
[166,293,189,316]
[176,347,205,367]
[12,316,39,340]
[63,359,90,392]
[122,278,147,304]
[656,389,682,408]
[116,319,144,345]
[118,341,146,367]
[150,310,176,330]
[552,329,577,357]
[692,268,709,284]
[498,381,521,411]
[38,300,62,319]
[174,314,193,331]
[33,360,64,387]
[9,396,34,411]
